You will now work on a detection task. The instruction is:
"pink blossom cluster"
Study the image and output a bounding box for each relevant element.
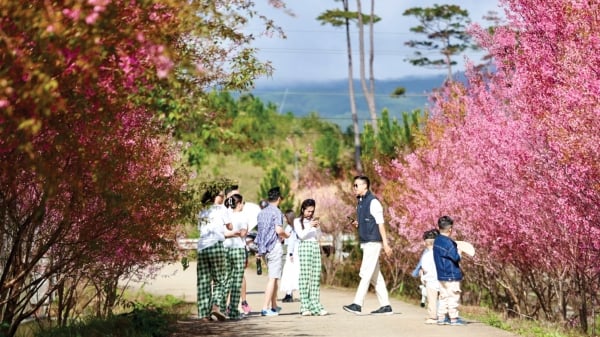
[381,0,600,313]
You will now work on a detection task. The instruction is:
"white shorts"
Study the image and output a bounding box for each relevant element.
[264,242,283,279]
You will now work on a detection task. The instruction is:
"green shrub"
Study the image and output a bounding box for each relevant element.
[34,307,172,337]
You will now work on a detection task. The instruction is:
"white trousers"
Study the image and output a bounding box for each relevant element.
[353,242,390,307]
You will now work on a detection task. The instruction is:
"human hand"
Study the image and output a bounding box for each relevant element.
[383,243,392,257]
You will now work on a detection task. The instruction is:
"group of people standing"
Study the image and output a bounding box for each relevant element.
[254,187,328,316]
[254,175,397,318]
[195,185,259,322]
[414,215,466,326]
[195,175,465,325]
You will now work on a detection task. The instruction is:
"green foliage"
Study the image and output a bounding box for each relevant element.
[331,240,362,288]
[298,111,346,175]
[402,4,473,78]
[469,309,592,337]
[183,93,353,208]
[316,9,381,27]
[361,109,422,162]
[478,311,513,330]
[391,87,406,97]
[314,125,342,174]
[179,176,237,236]
[33,308,171,337]
[124,308,170,337]
[258,167,295,211]
[178,91,306,171]
[332,262,361,288]
[125,294,185,311]
[178,92,337,233]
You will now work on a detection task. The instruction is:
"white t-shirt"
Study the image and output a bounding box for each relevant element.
[223,211,248,249]
[197,204,230,251]
[420,248,440,290]
[242,202,261,231]
[370,198,385,224]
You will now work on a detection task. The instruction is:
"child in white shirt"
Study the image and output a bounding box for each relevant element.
[418,229,440,324]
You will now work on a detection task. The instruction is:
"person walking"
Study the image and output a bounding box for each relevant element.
[279,210,299,303]
[256,187,289,316]
[433,215,466,326]
[196,189,230,322]
[294,199,327,316]
[343,175,393,315]
[418,229,441,324]
[222,193,248,320]
[224,184,261,315]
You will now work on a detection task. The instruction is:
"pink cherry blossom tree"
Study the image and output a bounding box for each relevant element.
[0,1,285,335]
[381,0,600,331]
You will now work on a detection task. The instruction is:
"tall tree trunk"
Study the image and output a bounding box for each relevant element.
[368,0,377,126]
[356,0,378,133]
[343,0,363,173]
[445,37,453,81]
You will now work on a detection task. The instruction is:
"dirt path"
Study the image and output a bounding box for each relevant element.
[128,262,519,337]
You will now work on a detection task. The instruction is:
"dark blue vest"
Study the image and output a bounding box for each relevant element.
[357,191,383,243]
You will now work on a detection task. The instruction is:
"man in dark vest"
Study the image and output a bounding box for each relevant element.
[343,175,393,315]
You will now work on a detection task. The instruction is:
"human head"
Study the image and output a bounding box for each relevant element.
[437,215,454,234]
[224,193,244,210]
[352,175,370,197]
[267,186,282,203]
[259,199,269,209]
[225,185,239,198]
[284,209,295,226]
[423,229,439,247]
[300,198,316,219]
[201,188,224,206]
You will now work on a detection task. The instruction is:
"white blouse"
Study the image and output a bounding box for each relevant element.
[293,217,320,242]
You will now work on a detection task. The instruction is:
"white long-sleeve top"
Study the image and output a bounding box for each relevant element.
[293,217,320,241]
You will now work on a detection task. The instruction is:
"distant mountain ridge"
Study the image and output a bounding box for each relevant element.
[250,74,449,130]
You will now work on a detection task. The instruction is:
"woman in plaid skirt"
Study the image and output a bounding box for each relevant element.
[197,190,230,322]
[293,199,328,316]
[222,193,249,320]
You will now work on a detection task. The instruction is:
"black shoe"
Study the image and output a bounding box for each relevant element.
[342,303,361,314]
[370,305,393,315]
[282,294,293,303]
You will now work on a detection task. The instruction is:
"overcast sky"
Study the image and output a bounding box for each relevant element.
[247,0,504,84]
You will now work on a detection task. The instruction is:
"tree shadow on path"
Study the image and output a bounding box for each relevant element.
[171,316,321,337]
